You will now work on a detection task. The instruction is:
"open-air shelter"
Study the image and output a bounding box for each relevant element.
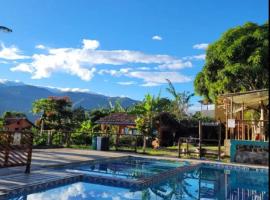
[95,113,137,135]
[215,89,269,156]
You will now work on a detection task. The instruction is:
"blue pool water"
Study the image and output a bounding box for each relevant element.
[9,165,269,200]
[66,157,188,179]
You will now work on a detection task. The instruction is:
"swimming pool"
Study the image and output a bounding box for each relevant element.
[8,164,269,200]
[66,156,189,179]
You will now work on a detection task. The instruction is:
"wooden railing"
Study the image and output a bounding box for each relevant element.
[0,130,33,173]
[225,120,269,141]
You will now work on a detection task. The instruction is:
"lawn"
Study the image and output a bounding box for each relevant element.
[69,143,229,162]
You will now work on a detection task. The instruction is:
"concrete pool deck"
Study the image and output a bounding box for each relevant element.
[0,148,268,198]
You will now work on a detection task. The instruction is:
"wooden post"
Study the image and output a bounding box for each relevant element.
[218,120,221,161]
[242,103,245,140]
[199,120,202,159]
[237,121,240,140]
[230,96,234,139]
[225,103,228,140]
[134,135,137,153]
[178,138,181,158]
[25,132,33,173]
[186,138,189,156]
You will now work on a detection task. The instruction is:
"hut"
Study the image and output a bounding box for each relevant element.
[95,113,137,135]
[4,117,34,131]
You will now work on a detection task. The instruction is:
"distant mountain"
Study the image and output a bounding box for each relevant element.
[0,81,138,121]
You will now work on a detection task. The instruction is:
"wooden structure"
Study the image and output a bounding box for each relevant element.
[96,113,137,135]
[4,117,34,131]
[215,89,269,155]
[0,130,33,173]
[178,121,222,160]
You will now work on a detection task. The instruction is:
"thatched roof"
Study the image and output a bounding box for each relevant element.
[95,113,136,126]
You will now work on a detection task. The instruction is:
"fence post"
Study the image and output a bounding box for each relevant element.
[134,135,137,153]
[199,120,202,159]
[186,138,189,156]
[218,120,221,161]
[178,138,181,158]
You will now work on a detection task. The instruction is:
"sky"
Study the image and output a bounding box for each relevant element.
[0,0,268,112]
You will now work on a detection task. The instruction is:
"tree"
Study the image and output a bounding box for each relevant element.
[32,97,72,131]
[194,22,269,102]
[166,79,194,119]
[2,111,26,119]
[72,106,87,129]
[135,94,161,152]
[108,100,125,113]
[0,26,12,33]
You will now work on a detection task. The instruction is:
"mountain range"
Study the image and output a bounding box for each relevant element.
[0,80,138,121]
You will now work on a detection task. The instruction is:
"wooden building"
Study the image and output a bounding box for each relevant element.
[95,113,137,134]
[4,117,34,131]
[215,89,269,155]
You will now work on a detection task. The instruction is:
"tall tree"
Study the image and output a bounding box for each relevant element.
[194,22,269,102]
[32,97,72,131]
[166,79,194,119]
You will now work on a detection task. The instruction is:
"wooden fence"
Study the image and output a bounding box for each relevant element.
[0,130,33,173]
[177,121,222,160]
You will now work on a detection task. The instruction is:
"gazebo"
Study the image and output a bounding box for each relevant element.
[95,113,137,135]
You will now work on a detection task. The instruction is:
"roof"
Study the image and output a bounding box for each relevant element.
[95,113,136,126]
[4,118,35,127]
[216,89,269,112]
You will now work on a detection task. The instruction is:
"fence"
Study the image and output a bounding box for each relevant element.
[225,120,269,141]
[0,130,33,173]
[177,121,222,160]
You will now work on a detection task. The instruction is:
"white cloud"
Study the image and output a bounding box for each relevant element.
[27,182,86,200]
[137,67,151,70]
[0,43,29,60]
[98,68,132,77]
[11,63,33,73]
[117,81,136,85]
[182,54,206,61]
[35,44,46,49]
[44,85,90,93]
[9,39,192,81]
[128,71,192,87]
[152,35,162,41]
[82,39,99,50]
[193,43,209,50]
[158,60,192,69]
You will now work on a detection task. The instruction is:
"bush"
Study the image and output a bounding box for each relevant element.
[71,132,92,145]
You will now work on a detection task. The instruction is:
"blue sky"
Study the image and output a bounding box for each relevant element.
[0,0,268,111]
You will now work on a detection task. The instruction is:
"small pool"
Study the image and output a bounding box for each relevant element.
[66,157,188,179]
[8,164,269,200]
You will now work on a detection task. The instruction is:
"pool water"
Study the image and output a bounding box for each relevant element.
[66,157,188,179]
[10,166,269,200]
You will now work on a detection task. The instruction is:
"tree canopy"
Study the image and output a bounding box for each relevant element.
[194,22,269,102]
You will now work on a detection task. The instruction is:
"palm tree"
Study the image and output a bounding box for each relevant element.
[0,26,12,33]
[166,79,194,119]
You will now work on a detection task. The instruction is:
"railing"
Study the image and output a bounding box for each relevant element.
[225,120,269,141]
[177,137,223,160]
[95,132,146,152]
[0,130,33,173]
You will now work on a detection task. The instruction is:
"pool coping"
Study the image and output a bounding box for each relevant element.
[0,155,268,199]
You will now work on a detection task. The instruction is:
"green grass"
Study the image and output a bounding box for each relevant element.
[69,144,92,150]
[68,144,229,162]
